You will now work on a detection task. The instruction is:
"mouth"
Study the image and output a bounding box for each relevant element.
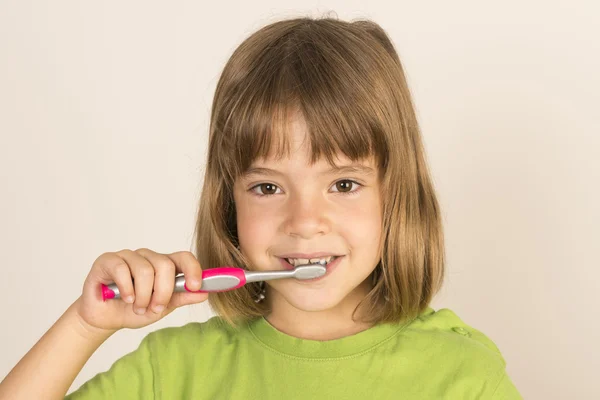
[279,255,343,270]
[279,255,345,281]
[281,256,340,269]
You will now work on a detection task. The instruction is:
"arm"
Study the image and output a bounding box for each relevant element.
[1,249,208,399]
[0,298,116,400]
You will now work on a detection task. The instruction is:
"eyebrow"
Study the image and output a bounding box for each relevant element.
[241,164,375,179]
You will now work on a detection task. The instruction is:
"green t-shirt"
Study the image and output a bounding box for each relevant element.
[65,307,522,399]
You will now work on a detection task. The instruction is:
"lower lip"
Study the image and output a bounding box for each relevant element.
[279,256,344,282]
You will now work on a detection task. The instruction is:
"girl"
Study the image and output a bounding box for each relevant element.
[0,16,522,399]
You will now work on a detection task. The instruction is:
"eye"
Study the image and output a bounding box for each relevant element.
[331,180,362,195]
[250,183,282,197]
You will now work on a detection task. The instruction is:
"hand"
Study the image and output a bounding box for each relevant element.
[75,249,209,333]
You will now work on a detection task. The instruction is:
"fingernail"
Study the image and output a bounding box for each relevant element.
[124,296,134,304]
[152,305,164,314]
[134,307,146,315]
[188,279,200,291]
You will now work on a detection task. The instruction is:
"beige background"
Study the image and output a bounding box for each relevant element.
[1,1,598,398]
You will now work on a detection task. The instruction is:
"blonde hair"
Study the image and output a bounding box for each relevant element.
[193,15,445,328]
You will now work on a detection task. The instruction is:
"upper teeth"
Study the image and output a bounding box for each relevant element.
[286,256,336,266]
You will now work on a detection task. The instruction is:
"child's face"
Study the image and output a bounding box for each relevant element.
[233,114,382,313]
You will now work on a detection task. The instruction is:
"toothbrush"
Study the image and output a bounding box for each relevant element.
[101,264,326,301]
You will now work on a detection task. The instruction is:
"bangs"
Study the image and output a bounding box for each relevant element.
[214,20,391,181]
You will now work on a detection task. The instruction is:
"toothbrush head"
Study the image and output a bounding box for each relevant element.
[292,264,327,280]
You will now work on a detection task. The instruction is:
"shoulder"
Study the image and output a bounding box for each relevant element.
[389,308,522,398]
[407,307,506,364]
[397,307,508,382]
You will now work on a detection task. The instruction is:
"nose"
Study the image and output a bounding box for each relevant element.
[282,192,331,239]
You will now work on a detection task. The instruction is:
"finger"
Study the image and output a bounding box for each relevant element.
[165,251,204,292]
[108,257,136,304]
[117,249,154,315]
[135,248,176,314]
[93,252,136,304]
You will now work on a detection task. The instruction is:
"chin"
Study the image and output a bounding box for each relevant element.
[274,286,346,311]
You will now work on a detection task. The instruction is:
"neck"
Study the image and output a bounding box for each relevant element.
[264,280,374,341]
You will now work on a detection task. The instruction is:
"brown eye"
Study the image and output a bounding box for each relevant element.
[335,180,353,192]
[251,183,277,196]
[258,183,278,195]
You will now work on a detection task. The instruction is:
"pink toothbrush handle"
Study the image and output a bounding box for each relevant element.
[185,267,247,293]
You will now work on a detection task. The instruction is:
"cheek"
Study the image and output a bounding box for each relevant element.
[337,196,382,248]
[235,199,277,249]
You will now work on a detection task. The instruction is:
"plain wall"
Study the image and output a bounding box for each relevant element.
[1,1,598,398]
